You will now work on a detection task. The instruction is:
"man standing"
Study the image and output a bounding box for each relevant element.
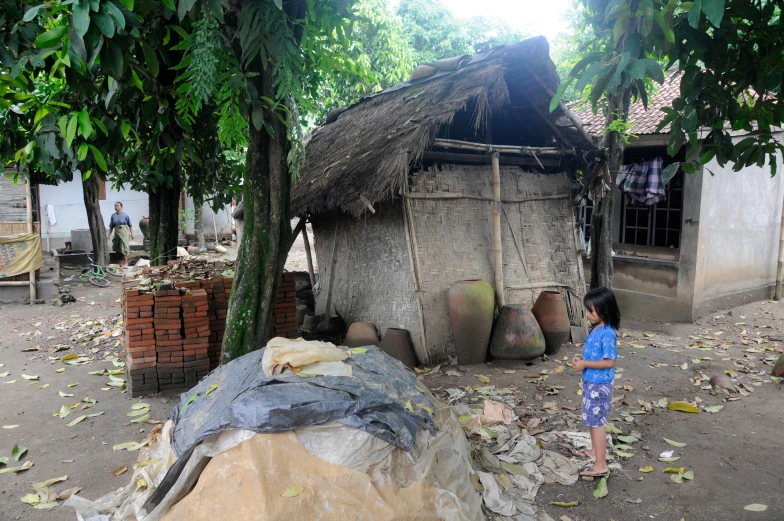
[107,202,135,268]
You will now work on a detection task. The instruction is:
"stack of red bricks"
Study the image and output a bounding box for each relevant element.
[182,289,211,385]
[154,290,185,392]
[200,277,229,369]
[124,290,157,395]
[271,272,298,339]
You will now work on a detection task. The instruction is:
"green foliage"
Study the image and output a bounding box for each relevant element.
[396,0,529,64]
[605,112,637,144]
[556,0,784,176]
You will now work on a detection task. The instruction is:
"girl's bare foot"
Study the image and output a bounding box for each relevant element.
[584,448,596,458]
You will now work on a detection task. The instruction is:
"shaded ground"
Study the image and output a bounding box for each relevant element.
[1,267,781,519]
[425,305,784,521]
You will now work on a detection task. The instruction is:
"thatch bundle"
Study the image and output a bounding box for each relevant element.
[292,36,585,218]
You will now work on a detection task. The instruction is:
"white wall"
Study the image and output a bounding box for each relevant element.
[694,135,784,305]
[39,177,148,248]
[182,195,234,239]
[39,177,235,249]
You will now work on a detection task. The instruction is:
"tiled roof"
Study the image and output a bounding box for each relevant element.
[573,72,681,136]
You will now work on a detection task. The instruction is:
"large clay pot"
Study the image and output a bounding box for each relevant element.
[490,305,546,360]
[138,216,150,248]
[378,328,417,369]
[344,322,380,347]
[531,291,571,356]
[448,279,495,365]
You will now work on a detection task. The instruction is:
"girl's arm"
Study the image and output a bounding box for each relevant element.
[574,358,616,370]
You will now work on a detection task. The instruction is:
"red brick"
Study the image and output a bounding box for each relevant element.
[157,344,184,353]
[154,296,182,302]
[125,289,140,297]
[127,339,156,348]
[183,337,208,345]
[126,317,154,325]
[140,305,153,312]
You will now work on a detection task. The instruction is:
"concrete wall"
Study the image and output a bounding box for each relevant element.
[38,177,148,249]
[692,139,784,315]
[181,196,234,240]
[38,176,235,249]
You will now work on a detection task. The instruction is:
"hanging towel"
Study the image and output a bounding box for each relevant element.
[617,156,665,206]
[46,204,56,226]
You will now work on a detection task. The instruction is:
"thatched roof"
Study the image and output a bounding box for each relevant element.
[291,36,588,218]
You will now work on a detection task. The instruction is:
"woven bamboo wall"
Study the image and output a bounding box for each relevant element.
[409,164,584,361]
[0,177,27,222]
[311,201,424,360]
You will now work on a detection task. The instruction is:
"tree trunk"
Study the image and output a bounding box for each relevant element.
[221,60,300,363]
[147,170,182,266]
[590,89,633,289]
[82,174,109,266]
[194,197,205,248]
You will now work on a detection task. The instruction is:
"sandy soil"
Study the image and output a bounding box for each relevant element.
[0,267,782,520]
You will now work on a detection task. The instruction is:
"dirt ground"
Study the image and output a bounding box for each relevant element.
[1,260,782,520]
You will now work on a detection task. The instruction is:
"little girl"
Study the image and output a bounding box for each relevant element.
[572,286,620,478]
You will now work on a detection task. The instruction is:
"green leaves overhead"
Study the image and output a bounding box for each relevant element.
[701,0,725,27]
[34,26,68,48]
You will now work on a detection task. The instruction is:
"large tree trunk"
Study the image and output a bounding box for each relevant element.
[147,170,182,266]
[221,60,298,363]
[82,174,109,266]
[194,197,205,248]
[590,89,633,289]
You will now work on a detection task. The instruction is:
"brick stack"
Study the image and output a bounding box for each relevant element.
[154,290,185,392]
[182,289,211,385]
[124,290,157,396]
[200,277,229,369]
[271,272,298,339]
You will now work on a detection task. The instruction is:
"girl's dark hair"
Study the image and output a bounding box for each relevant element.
[116,202,123,207]
[584,287,621,330]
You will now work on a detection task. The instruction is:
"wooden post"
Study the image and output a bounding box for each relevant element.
[323,217,340,324]
[44,205,51,253]
[776,193,784,300]
[491,151,504,308]
[301,221,316,287]
[25,180,36,304]
[211,206,219,244]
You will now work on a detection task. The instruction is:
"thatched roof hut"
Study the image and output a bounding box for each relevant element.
[292,36,591,364]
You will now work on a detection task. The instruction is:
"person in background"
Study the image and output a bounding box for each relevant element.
[572,286,620,478]
[107,202,134,268]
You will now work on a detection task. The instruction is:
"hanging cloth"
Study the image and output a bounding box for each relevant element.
[617,156,665,206]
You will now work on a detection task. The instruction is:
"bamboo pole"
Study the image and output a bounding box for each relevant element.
[776,193,784,300]
[491,152,505,308]
[404,192,570,203]
[423,151,562,168]
[45,205,51,253]
[211,206,219,244]
[323,217,340,326]
[301,222,316,287]
[24,180,36,304]
[0,281,33,287]
[433,138,575,156]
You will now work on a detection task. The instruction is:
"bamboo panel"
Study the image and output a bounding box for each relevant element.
[408,164,583,360]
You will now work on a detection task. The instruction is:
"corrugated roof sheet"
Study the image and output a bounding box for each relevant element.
[573,73,681,136]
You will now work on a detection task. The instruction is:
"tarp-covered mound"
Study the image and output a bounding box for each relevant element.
[67,341,484,521]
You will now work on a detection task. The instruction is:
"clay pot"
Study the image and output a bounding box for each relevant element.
[379,328,417,369]
[344,322,380,347]
[302,313,322,332]
[295,305,309,326]
[448,279,495,365]
[531,291,571,356]
[489,305,546,360]
[138,216,150,238]
[773,354,784,377]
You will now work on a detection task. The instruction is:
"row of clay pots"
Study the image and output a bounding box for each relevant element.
[448,279,571,364]
[344,322,417,369]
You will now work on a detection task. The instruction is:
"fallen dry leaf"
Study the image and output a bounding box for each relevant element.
[668,401,700,414]
[281,485,305,497]
[113,466,128,476]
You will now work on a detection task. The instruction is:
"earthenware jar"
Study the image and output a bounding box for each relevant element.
[344,322,380,347]
[448,279,495,364]
[302,313,322,332]
[531,290,571,355]
[490,305,546,360]
[378,328,417,369]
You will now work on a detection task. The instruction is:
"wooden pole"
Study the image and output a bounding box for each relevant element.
[433,138,575,156]
[323,217,340,324]
[211,206,219,244]
[491,151,504,308]
[404,192,570,203]
[45,205,51,253]
[301,221,316,287]
[776,193,784,300]
[24,180,36,304]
